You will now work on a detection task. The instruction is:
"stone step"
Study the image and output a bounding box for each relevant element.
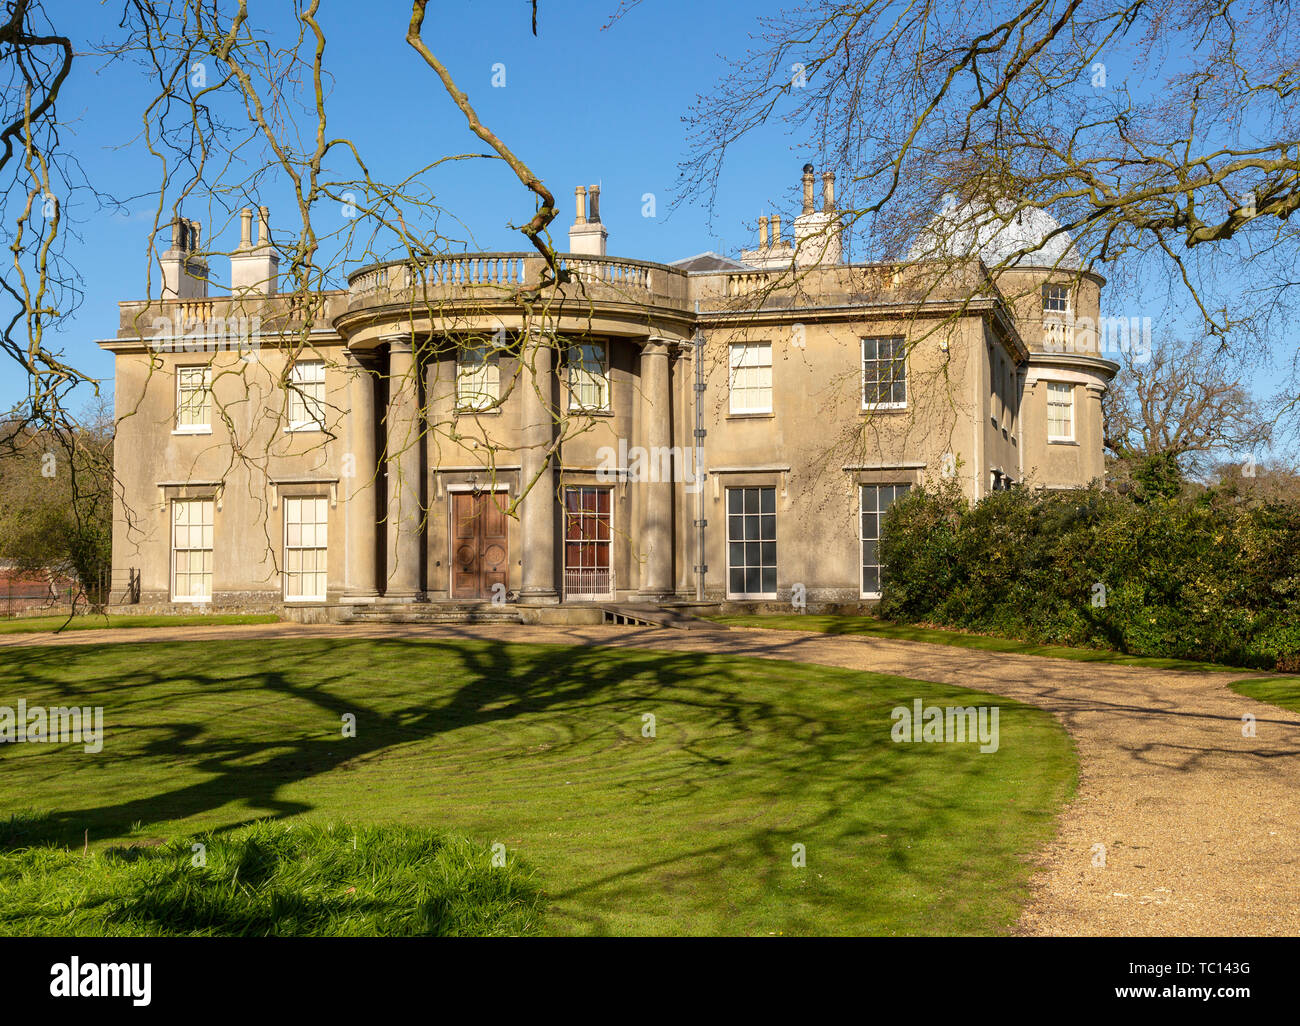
[337,602,523,625]
[343,612,524,625]
[596,603,723,630]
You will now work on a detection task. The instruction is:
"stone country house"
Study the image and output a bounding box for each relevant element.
[100,166,1116,622]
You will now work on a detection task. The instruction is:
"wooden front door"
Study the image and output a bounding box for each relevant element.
[451,492,509,600]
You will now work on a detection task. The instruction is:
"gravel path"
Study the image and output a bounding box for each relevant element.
[4,620,1297,935]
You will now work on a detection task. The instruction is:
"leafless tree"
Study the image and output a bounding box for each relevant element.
[680,0,1300,351]
[1102,333,1272,477]
[0,0,649,599]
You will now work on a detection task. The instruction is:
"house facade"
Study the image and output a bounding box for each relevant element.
[101,168,1116,615]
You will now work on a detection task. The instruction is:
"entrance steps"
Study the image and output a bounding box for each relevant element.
[336,601,523,625]
[595,603,722,630]
[327,600,723,629]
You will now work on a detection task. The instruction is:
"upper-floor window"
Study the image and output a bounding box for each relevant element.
[287,360,325,430]
[1042,284,1070,315]
[569,340,610,412]
[456,341,501,411]
[175,365,212,432]
[728,341,772,414]
[991,350,1004,428]
[1047,381,1074,441]
[1004,358,1016,433]
[862,336,906,409]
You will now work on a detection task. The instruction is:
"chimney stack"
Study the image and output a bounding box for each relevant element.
[159,215,208,299]
[568,181,608,256]
[793,164,843,266]
[742,207,794,269]
[229,204,280,295]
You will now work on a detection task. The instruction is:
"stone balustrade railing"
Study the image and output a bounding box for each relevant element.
[347,252,688,310]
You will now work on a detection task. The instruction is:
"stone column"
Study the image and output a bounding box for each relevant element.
[384,337,425,600]
[518,333,558,604]
[639,337,674,600]
[343,349,379,601]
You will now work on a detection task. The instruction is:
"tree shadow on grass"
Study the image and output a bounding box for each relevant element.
[0,637,815,850]
[0,634,1070,935]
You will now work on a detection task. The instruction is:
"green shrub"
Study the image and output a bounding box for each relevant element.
[879,484,1300,668]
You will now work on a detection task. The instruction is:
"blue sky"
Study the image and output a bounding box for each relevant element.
[15,0,1296,454]
[25,0,798,414]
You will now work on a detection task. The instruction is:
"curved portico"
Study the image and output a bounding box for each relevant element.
[335,254,693,606]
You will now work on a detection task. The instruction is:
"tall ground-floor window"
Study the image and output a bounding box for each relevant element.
[171,497,214,602]
[726,486,776,598]
[861,484,910,598]
[564,486,613,599]
[284,496,328,601]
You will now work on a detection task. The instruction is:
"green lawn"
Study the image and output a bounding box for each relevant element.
[0,613,280,635]
[710,614,1257,672]
[0,820,542,937]
[1229,677,1300,715]
[0,637,1075,936]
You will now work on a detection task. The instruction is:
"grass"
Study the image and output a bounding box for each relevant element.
[0,818,541,936]
[709,613,1259,673]
[0,613,280,635]
[1228,677,1300,715]
[0,637,1075,936]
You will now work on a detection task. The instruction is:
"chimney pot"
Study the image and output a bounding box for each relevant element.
[759,215,769,249]
[239,207,253,249]
[822,171,836,213]
[588,184,601,224]
[574,186,587,225]
[257,206,270,248]
[801,165,816,215]
[772,213,782,245]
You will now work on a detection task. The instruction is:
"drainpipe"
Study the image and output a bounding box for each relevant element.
[693,308,707,602]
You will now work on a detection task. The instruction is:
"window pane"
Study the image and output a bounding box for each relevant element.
[863,565,880,594]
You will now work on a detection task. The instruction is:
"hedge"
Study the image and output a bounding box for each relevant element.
[878,483,1300,669]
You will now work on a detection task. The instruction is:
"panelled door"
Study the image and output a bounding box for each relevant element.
[451,491,509,600]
